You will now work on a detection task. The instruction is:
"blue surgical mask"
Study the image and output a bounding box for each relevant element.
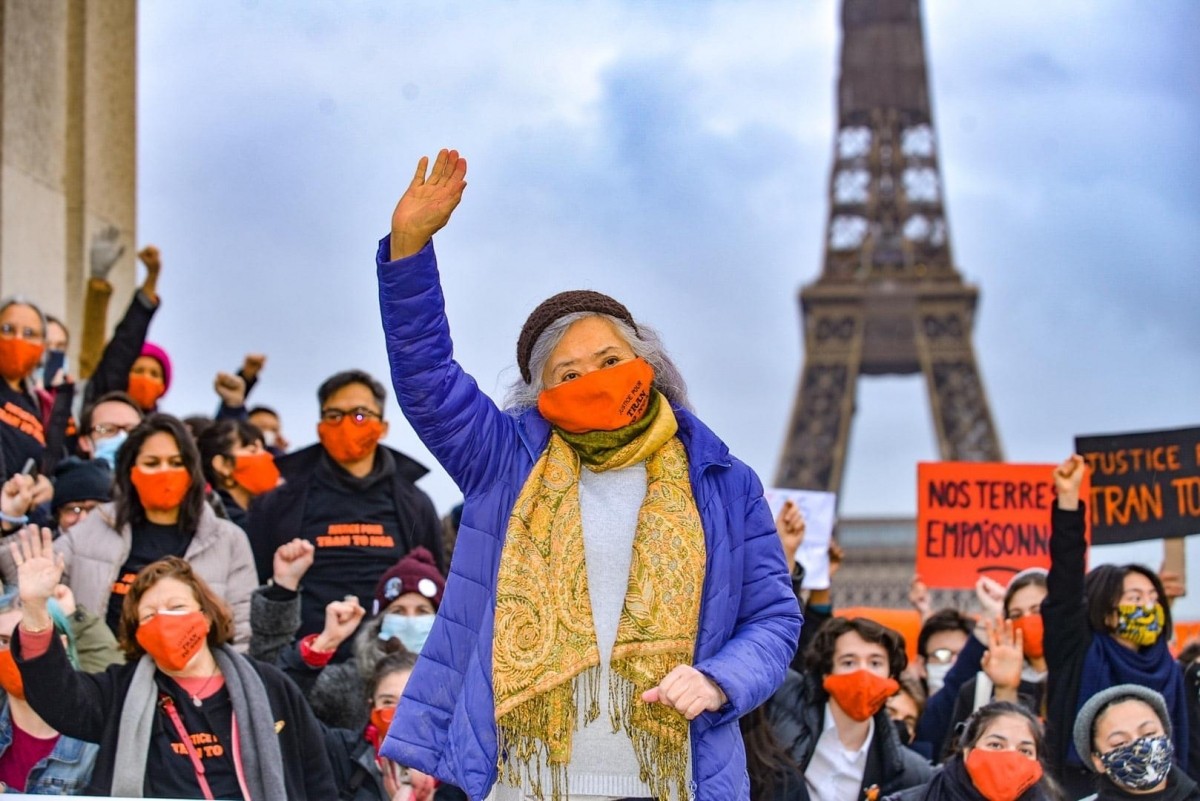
[92,431,128,469]
[378,613,435,654]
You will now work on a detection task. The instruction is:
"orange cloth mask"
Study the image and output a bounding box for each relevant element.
[233,452,281,496]
[130,467,191,512]
[0,649,25,699]
[536,357,655,434]
[135,610,210,673]
[822,670,900,722]
[368,706,397,753]
[1011,614,1045,660]
[0,339,45,383]
[964,747,1044,801]
[127,373,165,410]
[318,417,384,464]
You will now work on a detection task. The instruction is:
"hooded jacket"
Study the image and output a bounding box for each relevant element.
[373,238,802,801]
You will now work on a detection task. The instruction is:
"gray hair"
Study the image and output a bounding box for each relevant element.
[503,311,691,413]
[0,296,48,340]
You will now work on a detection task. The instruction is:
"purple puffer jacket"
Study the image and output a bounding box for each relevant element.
[375,237,802,801]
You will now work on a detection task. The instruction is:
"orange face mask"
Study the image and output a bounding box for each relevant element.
[127,373,165,410]
[537,357,655,434]
[964,747,1044,801]
[368,705,397,752]
[233,452,281,496]
[1011,614,1045,660]
[135,610,210,672]
[130,466,191,512]
[0,649,25,699]
[822,670,899,722]
[318,417,384,464]
[0,339,45,382]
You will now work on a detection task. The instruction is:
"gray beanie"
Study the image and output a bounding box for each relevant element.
[1072,684,1172,771]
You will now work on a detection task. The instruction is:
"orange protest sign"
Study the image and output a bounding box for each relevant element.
[1172,621,1200,658]
[916,462,1090,590]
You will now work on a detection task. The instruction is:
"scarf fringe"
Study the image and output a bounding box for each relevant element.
[497,664,603,801]
[610,653,692,801]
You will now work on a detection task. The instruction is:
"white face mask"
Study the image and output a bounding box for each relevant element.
[925,660,953,696]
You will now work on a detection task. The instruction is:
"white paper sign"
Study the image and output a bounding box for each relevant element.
[764,488,837,590]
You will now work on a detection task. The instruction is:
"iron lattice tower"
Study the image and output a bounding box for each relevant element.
[776,0,1003,495]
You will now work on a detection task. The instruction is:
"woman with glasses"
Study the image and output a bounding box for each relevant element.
[53,413,257,647]
[8,533,337,799]
[0,298,52,481]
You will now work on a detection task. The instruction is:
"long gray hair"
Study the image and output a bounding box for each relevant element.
[0,296,48,342]
[503,311,691,412]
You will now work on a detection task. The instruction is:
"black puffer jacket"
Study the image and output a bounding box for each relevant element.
[768,669,932,797]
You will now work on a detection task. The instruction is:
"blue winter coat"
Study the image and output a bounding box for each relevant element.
[375,237,803,801]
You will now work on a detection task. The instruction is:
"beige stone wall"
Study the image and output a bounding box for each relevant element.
[0,0,136,367]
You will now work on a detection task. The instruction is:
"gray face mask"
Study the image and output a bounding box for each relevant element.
[925,660,953,697]
[1099,734,1174,791]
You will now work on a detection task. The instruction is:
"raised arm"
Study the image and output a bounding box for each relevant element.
[1043,454,1090,668]
[10,526,117,742]
[378,150,523,494]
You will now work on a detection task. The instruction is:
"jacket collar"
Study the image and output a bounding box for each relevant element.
[276,442,430,484]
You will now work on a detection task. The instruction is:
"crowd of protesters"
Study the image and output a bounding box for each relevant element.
[0,149,1191,801]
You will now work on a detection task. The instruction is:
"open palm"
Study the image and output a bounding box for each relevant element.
[389,149,468,260]
[9,525,64,605]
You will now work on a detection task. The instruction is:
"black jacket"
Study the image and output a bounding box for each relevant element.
[244,442,444,583]
[13,630,337,799]
[768,669,932,798]
[83,289,157,405]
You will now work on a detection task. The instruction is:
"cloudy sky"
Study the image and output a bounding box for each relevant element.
[137,2,1198,540]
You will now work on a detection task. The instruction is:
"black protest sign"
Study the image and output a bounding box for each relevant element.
[1075,426,1200,544]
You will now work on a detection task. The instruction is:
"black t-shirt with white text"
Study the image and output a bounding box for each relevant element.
[146,676,242,800]
[295,452,408,659]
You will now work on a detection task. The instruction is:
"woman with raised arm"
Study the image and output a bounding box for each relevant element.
[1044,455,1187,799]
[372,149,801,801]
[8,527,337,799]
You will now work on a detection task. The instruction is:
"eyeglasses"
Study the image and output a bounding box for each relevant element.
[320,407,383,425]
[90,422,138,438]
[926,647,957,665]
[0,323,43,342]
[58,501,101,522]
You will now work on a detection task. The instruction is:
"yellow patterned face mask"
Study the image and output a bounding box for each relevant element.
[1115,603,1165,647]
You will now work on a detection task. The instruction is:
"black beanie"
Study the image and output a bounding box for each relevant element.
[516,290,638,384]
[51,457,113,512]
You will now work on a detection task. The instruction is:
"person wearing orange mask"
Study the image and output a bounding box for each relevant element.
[81,242,164,407]
[125,342,171,412]
[882,702,1057,801]
[197,419,281,530]
[243,370,443,663]
[375,149,801,801]
[50,414,257,648]
[940,570,1049,760]
[8,536,337,799]
[0,298,52,481]
[770,617,932,801]
[0,587,99,794]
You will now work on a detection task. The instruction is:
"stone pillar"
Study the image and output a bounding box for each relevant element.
[0,0,136,366]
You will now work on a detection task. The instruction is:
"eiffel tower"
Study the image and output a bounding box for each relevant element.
[776,0,1003,497]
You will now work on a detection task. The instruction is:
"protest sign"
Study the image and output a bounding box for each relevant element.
[764,488,836,590]
[1075,425,1200,545]
[916,462,1087,589]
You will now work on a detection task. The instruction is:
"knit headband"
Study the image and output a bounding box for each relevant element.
[516,290,638,384]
